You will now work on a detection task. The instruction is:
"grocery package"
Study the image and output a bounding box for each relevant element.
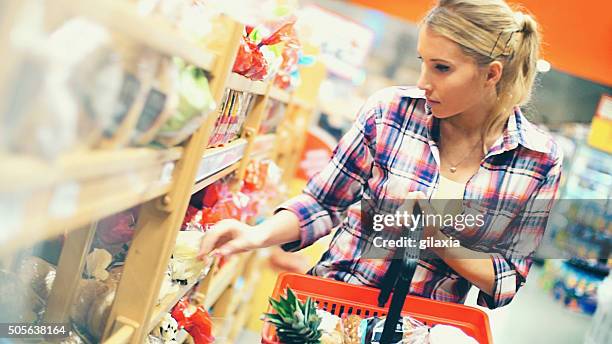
[0,270,45,323]
[5,17,126,158]
[207,89,254,147]
[232,18,299,82]
[169,231,209,285]
[131,58,180,145]
[148,312,179,344]
[155,60,216,147]
[171,299,214,344]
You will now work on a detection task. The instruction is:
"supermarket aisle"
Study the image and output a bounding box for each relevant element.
[466,264,592,344]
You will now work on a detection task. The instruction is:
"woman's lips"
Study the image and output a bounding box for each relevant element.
[426,98,440,106]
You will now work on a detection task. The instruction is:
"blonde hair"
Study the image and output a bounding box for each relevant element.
[421,0,541,150]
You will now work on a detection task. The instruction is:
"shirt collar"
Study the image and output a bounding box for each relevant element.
[425,106,551,155]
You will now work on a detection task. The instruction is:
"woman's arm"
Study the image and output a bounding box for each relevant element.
[430,230,495,295]
[254,210,301,247]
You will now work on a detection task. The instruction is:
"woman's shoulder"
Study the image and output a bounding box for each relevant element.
[362,86,429,122]
[515,110,564,166]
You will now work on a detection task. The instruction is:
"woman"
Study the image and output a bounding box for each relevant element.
[198,0,562,309]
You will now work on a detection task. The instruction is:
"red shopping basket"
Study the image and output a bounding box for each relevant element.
[261,272,492,344]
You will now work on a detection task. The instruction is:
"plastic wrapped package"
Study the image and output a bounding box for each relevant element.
[98,44,160,148]
[132,58,180,145]
[0,270,44,323]
[171,299,214,344]
[71,279,110,329]
[157,266,179,305]
[155,61,215,147]
[97,208,138,246]
[70,263,123,341]
[6,18,123,158]
[85,248,113,281]
[170,231,208,285]
[17,256,56,301]
[94,208,139,265]
[86,287,116,340]
[232,34,268,81]
[150,312,179,344]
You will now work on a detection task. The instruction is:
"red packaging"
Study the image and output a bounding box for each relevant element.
[171,299,214,344]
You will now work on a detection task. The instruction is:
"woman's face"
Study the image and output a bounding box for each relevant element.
[416,25,489,118]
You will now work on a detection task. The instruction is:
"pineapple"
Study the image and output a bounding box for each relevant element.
[264,287,322,343]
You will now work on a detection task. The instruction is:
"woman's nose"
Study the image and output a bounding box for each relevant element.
[416,69,431,92]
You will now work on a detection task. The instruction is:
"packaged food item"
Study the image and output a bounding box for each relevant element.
[429,325,478,344]
[71,279,110,328]
[7,18,124,158]
[150,312,179,344]
[0,270,44,323]
[155,60,215,147]
[170,231,208,285]
[97,45,160,148]
[132,58,180,145]
[17,256,56,301]
[340,314,363,344]
[171,299,214,344]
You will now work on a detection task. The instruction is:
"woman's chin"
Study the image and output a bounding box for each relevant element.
[430,110,454,119]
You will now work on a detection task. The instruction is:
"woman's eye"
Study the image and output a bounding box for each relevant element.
[435,64,450,72]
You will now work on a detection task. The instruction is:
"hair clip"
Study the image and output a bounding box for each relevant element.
[489,31,503,58]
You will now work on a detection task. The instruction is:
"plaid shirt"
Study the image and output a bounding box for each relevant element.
[277,86,562,309]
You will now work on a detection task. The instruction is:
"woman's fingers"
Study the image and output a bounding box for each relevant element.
[215,238,247,256]
[196,219,238,260]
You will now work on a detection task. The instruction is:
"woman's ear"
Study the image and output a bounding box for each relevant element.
[485,61,503,86]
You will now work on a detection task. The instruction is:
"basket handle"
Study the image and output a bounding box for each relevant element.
[378,202,423,344]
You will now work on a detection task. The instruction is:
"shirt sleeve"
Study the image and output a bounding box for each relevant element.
[275,93,382,252]
[478,155,563,309]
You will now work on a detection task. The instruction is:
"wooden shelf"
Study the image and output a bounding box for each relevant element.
[0,147,182,254]
[191,139,247,194]
[58,0,217,71]
[191,135,276,194]
[192,162,240,195]
[226,73,268,95]
[269,87,291,104]
[204,256,243,309]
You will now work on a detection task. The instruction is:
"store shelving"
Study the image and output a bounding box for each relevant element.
[191,134,276,194]
[148,266,212,334]
[204,255,245,309]
[0,1,323,341]
[0,147,182,255]
[57,0,217,71]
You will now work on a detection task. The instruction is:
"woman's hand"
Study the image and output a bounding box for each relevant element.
[196,219,266,262]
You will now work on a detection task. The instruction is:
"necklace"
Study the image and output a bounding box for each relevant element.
[444,137,482,173]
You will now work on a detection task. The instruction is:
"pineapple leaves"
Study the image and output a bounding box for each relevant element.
[263,287,322,344]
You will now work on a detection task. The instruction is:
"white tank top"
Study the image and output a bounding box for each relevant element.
[431,175,466,215]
